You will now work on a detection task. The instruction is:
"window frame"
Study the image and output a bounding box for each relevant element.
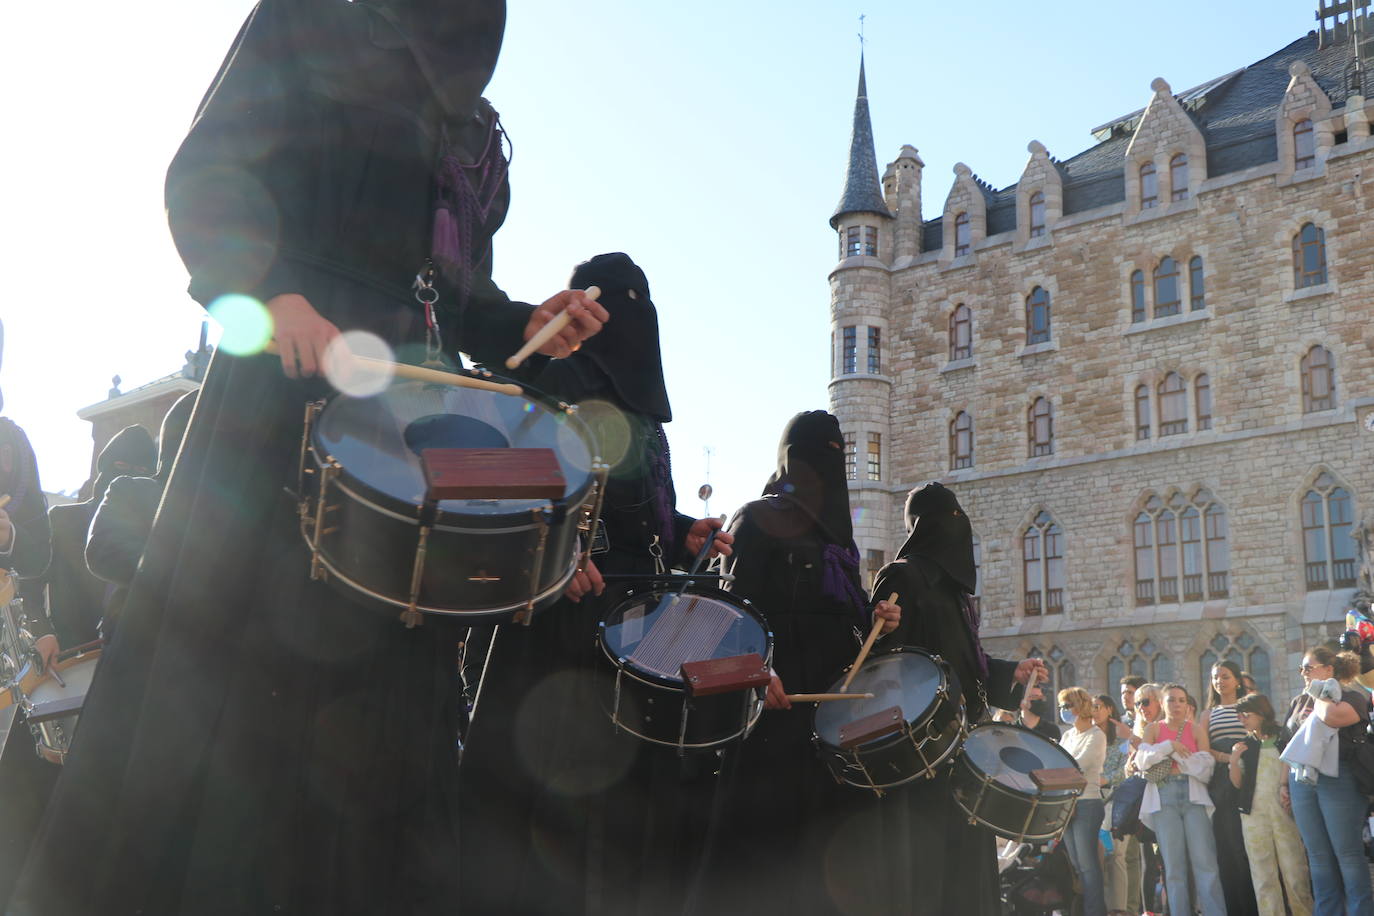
[1292,223,1327,289]
[1140,161,1158,209]
[1169,153,1189,201]
[953,212,971,257]
[1153,257,1181,318]
[950,411,973,470]
[1301,345,1336,413]
[1026,286,1051,345]
[1294,119,1316,170]
[1028,397,1054,457]
[949,304,972,361]
[1028,191,1046,238]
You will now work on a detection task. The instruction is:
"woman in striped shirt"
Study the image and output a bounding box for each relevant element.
[1206,660,1258,916]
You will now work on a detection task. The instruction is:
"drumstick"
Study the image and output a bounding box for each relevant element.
[263,342,523,396]
[841,592,898,693]
[0,495,11,509]
[785,692,875,703]
[505,286,601,370]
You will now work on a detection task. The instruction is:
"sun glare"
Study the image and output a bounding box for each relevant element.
[323,331,396,398]
[207,294,272,356]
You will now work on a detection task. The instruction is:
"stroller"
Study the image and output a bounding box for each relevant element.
[999,838,1075,915]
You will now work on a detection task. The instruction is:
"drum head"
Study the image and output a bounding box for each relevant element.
[26,655,100,716]
[314,382,596,517]
[814,649,944,747]
[961,724,1080,796]
[601,589,769,685]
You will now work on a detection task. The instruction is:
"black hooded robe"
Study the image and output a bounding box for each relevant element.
[41,425,155,649]
[687,412,902,916]
[868,482,1020,916]
[0,415,53,908]
[458,253,712,915]
[10,3,538,913]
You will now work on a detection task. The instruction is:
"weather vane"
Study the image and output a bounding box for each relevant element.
[858,14,866,48]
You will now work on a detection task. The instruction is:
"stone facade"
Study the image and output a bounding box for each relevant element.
[830,49,1374,706]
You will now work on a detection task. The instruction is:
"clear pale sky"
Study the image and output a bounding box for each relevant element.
[2,1,1313,523]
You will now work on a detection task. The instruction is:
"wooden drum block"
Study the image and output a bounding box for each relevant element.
[421,448,565,500]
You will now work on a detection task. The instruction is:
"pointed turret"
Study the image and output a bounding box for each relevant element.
[831,56,892,227]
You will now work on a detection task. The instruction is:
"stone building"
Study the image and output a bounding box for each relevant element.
[829,12,1374,706]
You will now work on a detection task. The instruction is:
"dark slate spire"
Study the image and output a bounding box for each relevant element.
[831,55,892,228]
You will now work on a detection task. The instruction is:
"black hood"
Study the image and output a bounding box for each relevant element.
[896,482,976,594]
[94,426,156,501]
[157,392,198,482]
[566,252,671,423]
[763,410,852,545]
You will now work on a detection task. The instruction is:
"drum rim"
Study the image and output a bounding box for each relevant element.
[953,721,1083,801]
[597,585,773,688]
[813,645,954,749]
[309,380,600,524]
[608,697,766,751]
[314,545,580,618]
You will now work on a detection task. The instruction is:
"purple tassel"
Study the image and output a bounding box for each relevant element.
[961,594,990,679]
[821,543,867,621]
[431,208,463,280]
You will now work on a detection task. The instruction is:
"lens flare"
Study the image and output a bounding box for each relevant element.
[851,507,866,526]
[576,399,632,470]
[207,294,272,356]
[323,331,395,397]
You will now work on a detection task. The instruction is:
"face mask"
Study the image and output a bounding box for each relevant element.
[1059,708,1076,725]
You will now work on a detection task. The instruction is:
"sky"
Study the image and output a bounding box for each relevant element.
[2,0,1315,524]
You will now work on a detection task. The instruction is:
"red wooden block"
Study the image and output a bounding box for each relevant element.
[421,448,565,500]
[1030,767,1087,792]
[838,705,906,749]
[681,653,770,696]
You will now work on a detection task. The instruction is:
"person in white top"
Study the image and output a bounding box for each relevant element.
[1058,686,1108,916]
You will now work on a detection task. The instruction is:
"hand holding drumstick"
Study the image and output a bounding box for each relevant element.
[840,593,901,692]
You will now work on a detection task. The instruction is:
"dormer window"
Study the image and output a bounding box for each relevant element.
[1140,162,1158,209]
[1029,192,1046,238]
[954,212,971,256]
[1170,154,1189,201]
[1294,119,1316,170]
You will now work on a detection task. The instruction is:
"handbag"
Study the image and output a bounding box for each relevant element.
[1143,756,1173,784]
[1110,775,1148,838]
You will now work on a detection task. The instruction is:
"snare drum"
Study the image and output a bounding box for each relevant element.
[813,647,966,795]
[950,722,1084,843]
[298,381,606,625]
[23,648,102,765]
[598,585,772,752]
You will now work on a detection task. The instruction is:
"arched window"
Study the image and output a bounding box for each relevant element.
[1140,162,1158,209]
[1153,257,1181,318]
[1200,631,1271,698]
[1023,510,1065,615]
[954,212,971,257]
[949,304,972,361]
[1302,473,1358,590]
[1157,372,1187,435]
[1293,223,1327,288]
[1301,345,1336,412]
[1028,397,1054,457]
[1170,153,1190,201]
[1107,637,1174,688]
[1026,286,1051,345]
[1134,490,1230,605]
[1135,385,1152,440]
[1029,191,1046,237]
[950,411,974,469]
[1294,119,1316,170]
[1029,645,1075,702]
[1189,257,1205,311]
[1195,373,1212,431]
[1130,270,1146,324]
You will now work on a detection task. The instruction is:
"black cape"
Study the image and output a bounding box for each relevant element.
[866,482,1019,916]
[11,2,535,912]
[458,253,706,914]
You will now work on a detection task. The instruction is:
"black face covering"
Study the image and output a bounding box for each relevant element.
[567,252,671,423]
[896,482,976,594]
[763,410,852,546]
[94,426,157,500]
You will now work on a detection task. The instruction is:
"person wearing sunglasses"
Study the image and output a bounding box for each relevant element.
[1283,647,1372,916]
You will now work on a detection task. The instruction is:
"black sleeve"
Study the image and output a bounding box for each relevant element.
[984,658,1021,711]
[85,476,161,587]
[165,0,314,309]
[4,427,51,580]
[721,507,779,618]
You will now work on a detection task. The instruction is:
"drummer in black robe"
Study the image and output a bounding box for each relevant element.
[83,391,197,638]
[871,481,1047,916]
[0,329,55,908]
[39,425,154,650]
[689,410,902,915]
[9,3,606,913]
[458,251,731,915]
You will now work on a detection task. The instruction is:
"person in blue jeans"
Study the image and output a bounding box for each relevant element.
[1284,646,1374,916]
[1058,686,1107,916]
[1137,683,1227,916]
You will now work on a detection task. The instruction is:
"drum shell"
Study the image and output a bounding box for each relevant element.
[23,652,101,766]
[813,647,966,791]
[949,723,1081,843]
[598,586,772,752]
[307,462,584,622]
